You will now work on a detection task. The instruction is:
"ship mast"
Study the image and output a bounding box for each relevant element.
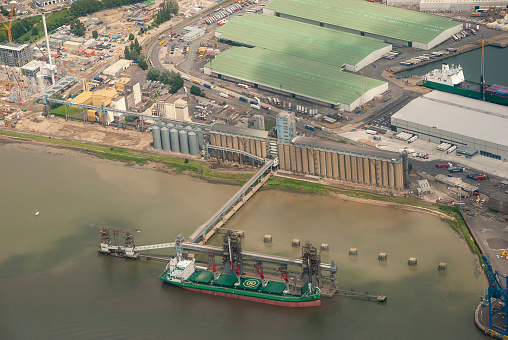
[480,39,485,101]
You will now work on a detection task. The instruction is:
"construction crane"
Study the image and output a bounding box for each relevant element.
[2,8,14,43]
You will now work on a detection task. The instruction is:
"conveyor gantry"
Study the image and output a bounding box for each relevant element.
[122,242,337,273]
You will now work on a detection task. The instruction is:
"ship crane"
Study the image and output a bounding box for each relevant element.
[209,251,219,279]
[279,266,290,293]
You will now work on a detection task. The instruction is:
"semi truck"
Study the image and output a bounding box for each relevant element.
[473,175,489,180]
[436,162,452,168]
[449,167,465,173]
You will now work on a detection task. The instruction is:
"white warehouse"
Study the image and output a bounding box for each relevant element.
[391,91,508,160]
[420,0,508,12]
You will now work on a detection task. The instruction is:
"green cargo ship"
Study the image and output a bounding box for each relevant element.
[159,256,321,307]
[422,63,508,106]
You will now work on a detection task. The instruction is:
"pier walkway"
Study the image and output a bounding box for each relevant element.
[187,159,275,244]
[132,242,337,272]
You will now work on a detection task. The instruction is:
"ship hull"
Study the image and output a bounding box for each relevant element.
[161,276,321,307]
[180,285,322,307]
[423,80,508,106]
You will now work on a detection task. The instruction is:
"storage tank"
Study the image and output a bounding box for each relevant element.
[167,122,174,129]
[195,127,204,149]
[185,125,193,132]
[179,130,189,154]
[160,126,170,151]
[36,74,45,89]
[188,131,199,155]
[152,125,162,150]
[170,128,180,153]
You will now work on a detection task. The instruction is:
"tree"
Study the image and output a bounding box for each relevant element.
[70,20,86,37]
[137,55,148,70]
[124,46,131,60]
[129,33,134,40]
[171,74,183,93]
[190,85,201,96]
[146,68,161,81]
[31,26,39,37]
[92,30,98,39]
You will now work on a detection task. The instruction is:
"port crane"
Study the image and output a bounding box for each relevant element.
[482,254,508,335]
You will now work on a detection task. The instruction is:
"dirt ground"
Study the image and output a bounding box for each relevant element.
[14,114,153,150]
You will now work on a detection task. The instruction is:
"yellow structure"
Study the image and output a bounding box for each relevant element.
[114,77,131,92]
[68,88,119,108]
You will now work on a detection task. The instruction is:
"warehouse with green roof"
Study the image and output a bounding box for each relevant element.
[214,14,392,72]
[204,46,388,111]
[263,0,462,49]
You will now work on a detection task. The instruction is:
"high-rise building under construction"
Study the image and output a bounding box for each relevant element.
[0,43,32,67]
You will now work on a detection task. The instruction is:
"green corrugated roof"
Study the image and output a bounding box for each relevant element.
[213,274,237,287]
[216,14,390,67]
[265,0,460,44]
[207,47,386,105]
[189,270,214,284]
[261,281,287,294]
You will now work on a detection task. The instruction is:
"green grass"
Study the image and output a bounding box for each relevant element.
[0,131,252,184]
[265,121,275,131]
[50,106,83,119]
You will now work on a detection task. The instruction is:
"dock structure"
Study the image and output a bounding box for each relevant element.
[100,232,339,296]
[187,159,275,244]
[335,289,387,303]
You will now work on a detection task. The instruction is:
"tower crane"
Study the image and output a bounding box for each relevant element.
[2,8,14,43]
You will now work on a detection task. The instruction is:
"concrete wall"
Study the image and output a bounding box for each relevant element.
[277,143,405,189]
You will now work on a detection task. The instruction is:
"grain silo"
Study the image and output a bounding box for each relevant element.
[160,126,171,151]
[195,127,204,149]
[152,125,162,150]
[179,129,189,154]
[170,128,180,153]
[188,131,199,155]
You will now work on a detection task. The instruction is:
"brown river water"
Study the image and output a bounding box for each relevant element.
[0,144,485,339]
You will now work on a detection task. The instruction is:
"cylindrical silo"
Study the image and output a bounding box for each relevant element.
[160,126,170,151]
[170,128,180,153]
[167,122,174,129]
[185,125,193,132]
[188,131,199,155]
[152,125,162,150]
[195,127,204,149]
[179,129,189,154]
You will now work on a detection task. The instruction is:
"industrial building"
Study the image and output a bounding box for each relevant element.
[207,14,389,111]
[154,95,190,121]
[263,0,462,49]
[102,59,133,77]
[388,0,508,12]
[0,43,32,67]
[276,111,296,144]
[215,14,392,72]
[391,91,508,160]
[204,47,388,111]
[182,26,204,42]
[278,137,405,190]
[419,0,508,12]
